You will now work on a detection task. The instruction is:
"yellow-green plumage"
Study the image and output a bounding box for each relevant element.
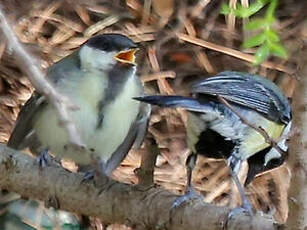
[34,69,141,164]
[187,113,205,153]
[240,117,285,159]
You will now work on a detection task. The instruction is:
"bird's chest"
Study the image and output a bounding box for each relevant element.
[210,108,285,160]
[33,72,141,164]
[186,107,243,149]
[187,112,238,159]
[33,73,105,163]
[187,105,249,158]
[87,76,141,160]
[189,107,285,161]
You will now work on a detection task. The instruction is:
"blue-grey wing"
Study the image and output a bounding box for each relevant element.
[7,92,45,150]
[191,71,291,123]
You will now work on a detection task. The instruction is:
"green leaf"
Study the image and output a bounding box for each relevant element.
[244,18,267,30]
[235,4,250,17]
[265,29,280,42]
[269,42,288,58]
[259,0,270,4]
[239,0,268,17]
[254,43,270,64]
[243,33,266,48]
[222,0,268,18]
[220,3,231,15]
[266,0,278,19]
[264,15,275,26]
[221,0,286,64]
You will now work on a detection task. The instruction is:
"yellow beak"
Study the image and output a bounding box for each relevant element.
[114,48,138,65]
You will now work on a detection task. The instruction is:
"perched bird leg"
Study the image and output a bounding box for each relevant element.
[172,153,203,208]
[186,153,197,190]
[230,170,253,215]
[227,158,254,219]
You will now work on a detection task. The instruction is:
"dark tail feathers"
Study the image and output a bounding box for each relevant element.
[133,95,192,107]
[134,95,213,113]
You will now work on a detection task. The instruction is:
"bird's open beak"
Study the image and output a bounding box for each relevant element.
[114,48,138,65]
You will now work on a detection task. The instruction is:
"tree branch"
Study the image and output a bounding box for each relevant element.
[286,41,307,229]
[0,144,277,230]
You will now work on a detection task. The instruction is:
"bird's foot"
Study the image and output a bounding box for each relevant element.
[171,187,203,209]
[37,148,49,167]
[79,162,103,183]
[227,190,254,224]
[134,183,157,192]
[225,205,253,229]
[79,161,115,193]
[80,168,113,193]
[227,204,254,221]
[81,170,95,183]
[37,148,59,168]
[241,194,254,216]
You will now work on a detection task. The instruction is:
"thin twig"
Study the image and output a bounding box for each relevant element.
[0,6,85,148]
[141,71,176,82]
[190,0,212,18]
[135,138,159,187]
[153,0,187,51]
[177,33,296,75]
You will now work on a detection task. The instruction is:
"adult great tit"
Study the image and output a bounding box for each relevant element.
[135,71,291,200]
[8,34,150,176]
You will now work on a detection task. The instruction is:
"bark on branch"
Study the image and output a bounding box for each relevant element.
[286,39,307,229]
[0,144,277,230]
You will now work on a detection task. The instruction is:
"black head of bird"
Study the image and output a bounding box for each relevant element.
[8,33,150,176]
[134,71,292,189]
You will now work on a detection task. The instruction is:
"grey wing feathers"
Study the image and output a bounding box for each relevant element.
[191,71,291,123]
[104,102,151,176]
[7,93,46,149]
[8,51,81,150]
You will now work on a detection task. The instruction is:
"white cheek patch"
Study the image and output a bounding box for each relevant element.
[79,45,116,70]
[264,121,292,166]
[264,148,281,166]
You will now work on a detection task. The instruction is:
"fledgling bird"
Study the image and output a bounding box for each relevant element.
[135,71,291,207]
[8,33,150,176]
